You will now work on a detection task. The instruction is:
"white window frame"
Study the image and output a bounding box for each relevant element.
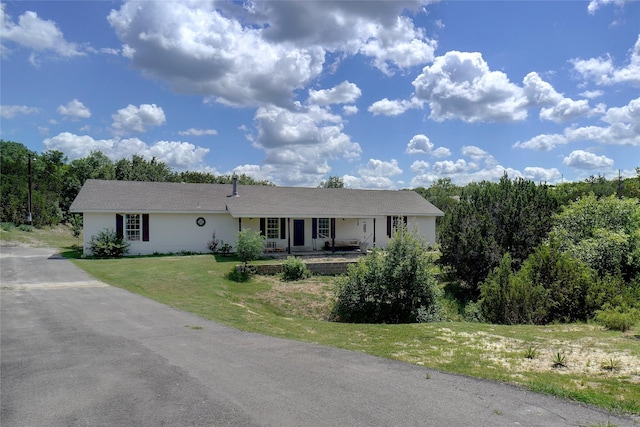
[266,217,279,239]
[318,218,330,239]
[125,214,141,241]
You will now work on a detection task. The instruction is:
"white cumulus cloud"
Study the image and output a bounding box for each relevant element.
[523,167,562,183]
[0,104,39,119]
[178,128,218,136]
[308,81,361,105]
[587,0,633,14]
[111,104,166,135]
[57,99,91,120]
[43,132,209,170]
[571,35,640,87]
[107,1,437,108]
[539,98,592,123]
[410,160,430,173]
[406,134,434,154]
[108,1,325,108]
[368,97,422,116]
[252,104,361,186]
[513,134,569,151]
[563,150,614,169]
[432,159,469,175]
[0,5,84,63]
[412,51,528,122]
[515,97,640,150]
[432,147,451,158]
[339,159,403,189]
[342,105,359,115]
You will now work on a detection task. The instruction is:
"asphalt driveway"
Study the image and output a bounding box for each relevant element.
[1,246,636,426]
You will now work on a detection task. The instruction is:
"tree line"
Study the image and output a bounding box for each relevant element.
[0,140,272,227]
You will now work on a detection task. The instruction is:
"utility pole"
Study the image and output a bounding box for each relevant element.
[27,156,32,225]
[618,169,622,198]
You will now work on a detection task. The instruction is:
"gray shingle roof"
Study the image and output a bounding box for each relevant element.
[70,179,444,218]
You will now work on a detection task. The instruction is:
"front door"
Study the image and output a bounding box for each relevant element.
[293,219,305,246]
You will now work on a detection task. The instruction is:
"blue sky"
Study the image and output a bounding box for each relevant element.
[1,0,638,188]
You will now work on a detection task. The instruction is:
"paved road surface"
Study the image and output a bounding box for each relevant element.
[1,246,637,426]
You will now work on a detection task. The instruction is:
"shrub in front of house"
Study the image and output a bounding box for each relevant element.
[281,256,312,281]
[331,224,442,324]
[218,242,233,256]
[89,228,130,258]
[235,229,264,272]
[207,230,219,253]
[227,266,251,282]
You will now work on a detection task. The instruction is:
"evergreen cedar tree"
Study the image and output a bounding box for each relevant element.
[437,175,559,300]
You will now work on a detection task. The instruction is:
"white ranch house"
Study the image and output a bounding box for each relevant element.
[70,179,444,256]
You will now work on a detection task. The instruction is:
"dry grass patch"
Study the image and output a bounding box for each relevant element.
[389,326,640,386]
[1,224,80,249]
[255,275,334,320]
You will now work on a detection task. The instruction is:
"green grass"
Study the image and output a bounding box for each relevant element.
[70,254,640,416]
[0,223,82,256]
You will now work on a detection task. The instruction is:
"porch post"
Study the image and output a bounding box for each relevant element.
[330,218,336,252]
[287,218,291,254]
[373,217,376,246]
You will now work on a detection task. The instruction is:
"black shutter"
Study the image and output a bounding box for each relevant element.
[260,218,265,235]
[403,216,408,226]
[312,218,317,239]
[330,218,336,239]
[386,216,392,238]
[142,214,149,242]
[280,218,286,239]
[116,214,123,239]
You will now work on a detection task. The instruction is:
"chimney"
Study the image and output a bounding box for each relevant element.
[228,175,239,197]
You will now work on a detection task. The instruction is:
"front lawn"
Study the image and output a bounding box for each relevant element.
[72,254,640,416]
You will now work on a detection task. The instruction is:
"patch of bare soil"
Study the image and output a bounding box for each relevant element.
[434,327,640,382]
[256,275,334,320]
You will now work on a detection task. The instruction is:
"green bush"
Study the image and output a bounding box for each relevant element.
[551,194,640,282]
[70,214,82,239]
[207,230,219,253]
[17,224,34,232]
[331,224,442,324]
[595,306,638,332]
[281,256,312,281]
[463,301,485,323]
[89,228,130,258]
[0,222,15,231]
[218,242,233,256]
[226,266,250,282]
[480,253,549,325]
[235,229,265,272]
[587,274,640,314]
[480,244,599,325]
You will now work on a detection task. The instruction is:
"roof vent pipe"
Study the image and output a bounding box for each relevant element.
[228,175,239,197]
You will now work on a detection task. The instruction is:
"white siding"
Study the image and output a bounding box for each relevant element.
[82,212,237,256]
[370,215,438,248]
[81,212,438,256]
[82,212,117,255]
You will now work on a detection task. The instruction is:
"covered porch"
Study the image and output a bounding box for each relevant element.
[236,216,380,255]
